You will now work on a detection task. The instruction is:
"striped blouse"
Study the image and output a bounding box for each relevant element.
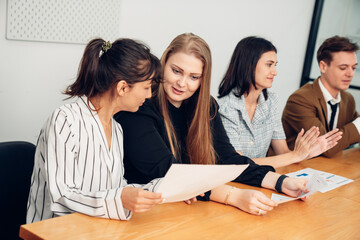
[26,96,161,223]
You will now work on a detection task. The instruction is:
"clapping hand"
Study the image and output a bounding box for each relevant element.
[307,129,342,158]
[293,126,320,161]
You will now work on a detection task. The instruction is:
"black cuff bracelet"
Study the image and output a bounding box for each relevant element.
[275,175,289,193]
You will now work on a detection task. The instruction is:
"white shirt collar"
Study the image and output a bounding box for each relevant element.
[318,78,341,104]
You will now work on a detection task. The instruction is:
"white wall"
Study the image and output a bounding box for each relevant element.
[0,0,315,144]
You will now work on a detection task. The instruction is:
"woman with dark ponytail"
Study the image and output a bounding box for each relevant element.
[27,38,163,223]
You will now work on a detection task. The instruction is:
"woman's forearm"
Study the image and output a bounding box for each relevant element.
[261,171,281,190]
[209,184,235,204]
[253,151,302,169]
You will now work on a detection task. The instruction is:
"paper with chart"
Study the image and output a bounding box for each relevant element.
[155,164,249,203]
[271,172,327,204]
[271,167,354,204]
[285,168,354,193]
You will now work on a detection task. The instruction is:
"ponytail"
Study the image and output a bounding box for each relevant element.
[65,39,103,97]
[65,38,161,98]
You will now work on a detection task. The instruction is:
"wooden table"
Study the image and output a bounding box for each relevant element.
[20,148,360,240]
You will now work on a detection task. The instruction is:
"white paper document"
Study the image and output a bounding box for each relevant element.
[155,164,249,203]
[271,172,327,204]
[285,168,354,193]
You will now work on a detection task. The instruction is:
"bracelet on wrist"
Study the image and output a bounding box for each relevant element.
[224,186,235,205]
[275,175,289,193]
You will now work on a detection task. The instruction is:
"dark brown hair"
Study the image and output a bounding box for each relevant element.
[65,38,161,98]
[317,35,359,65]
[218,36,277,100]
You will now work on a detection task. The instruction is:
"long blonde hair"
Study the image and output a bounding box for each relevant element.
[153,33,216,165]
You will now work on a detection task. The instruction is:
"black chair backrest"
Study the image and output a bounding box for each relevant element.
[0,141,35,240]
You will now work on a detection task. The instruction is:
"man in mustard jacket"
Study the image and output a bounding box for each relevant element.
[282,36,359,157]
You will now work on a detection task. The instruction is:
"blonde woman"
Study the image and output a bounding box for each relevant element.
[116,33,310,216]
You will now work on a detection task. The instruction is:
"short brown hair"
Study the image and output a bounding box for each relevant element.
[317,35,359,65]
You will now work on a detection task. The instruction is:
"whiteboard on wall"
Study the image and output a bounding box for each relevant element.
[6,0,121,44]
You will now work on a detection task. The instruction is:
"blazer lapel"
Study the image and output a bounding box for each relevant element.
[313,78,330,131]
[336,91,346,129]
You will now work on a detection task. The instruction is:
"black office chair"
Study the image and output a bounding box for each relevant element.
[0,141,35,240]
